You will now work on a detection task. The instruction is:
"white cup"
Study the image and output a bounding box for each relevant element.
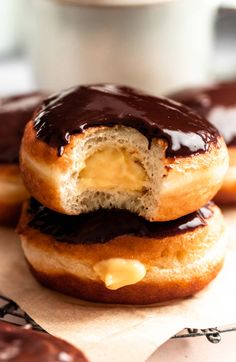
[0,0,23,56]
[27,0,236,94]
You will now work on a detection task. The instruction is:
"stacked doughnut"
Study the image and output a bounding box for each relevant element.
[0,93,44,225]
[169,80,236,204]
[18,84,229,304]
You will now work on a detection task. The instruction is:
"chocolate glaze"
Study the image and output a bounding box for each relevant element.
[0,322,87,362]
[34,84,220,158]
[0,93,44,164]
[169,81,236,147]
[28,199,213,244]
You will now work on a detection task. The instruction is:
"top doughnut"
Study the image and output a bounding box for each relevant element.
[34,84,219,157]
[20,84,228,221]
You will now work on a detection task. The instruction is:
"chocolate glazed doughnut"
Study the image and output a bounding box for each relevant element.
[20,84,228,221]
[169,81,236,204]
[18,200,226,305]
[0,93,44,224]
[0,322,88,362]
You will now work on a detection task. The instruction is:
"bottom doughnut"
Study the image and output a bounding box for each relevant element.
[0,165,28,225]
[18,200,227,305]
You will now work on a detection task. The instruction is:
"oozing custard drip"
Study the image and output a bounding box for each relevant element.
[0,93,44,163]
[170,81,236,146]
[33,84,219,158]
[28,199,213,245]
[0,322,87,362]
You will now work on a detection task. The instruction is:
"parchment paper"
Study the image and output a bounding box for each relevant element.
[0,207,235,362]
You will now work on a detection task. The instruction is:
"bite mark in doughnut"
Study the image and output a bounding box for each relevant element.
[20,84,229,221]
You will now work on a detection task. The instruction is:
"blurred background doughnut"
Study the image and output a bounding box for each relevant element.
[0,93,44,224]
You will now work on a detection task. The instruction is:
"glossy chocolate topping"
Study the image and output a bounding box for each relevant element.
[0,93,44,163]
[34,84,219,158]
[28,199,213,244]
[170,81,236,146]
[0,322,87,362]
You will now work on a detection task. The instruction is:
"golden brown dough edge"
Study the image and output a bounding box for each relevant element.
[28,260,223,305]
[214,147,236,204]
[0,165,28,225]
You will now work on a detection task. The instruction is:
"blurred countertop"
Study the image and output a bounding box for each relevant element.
[148,325,236,361]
